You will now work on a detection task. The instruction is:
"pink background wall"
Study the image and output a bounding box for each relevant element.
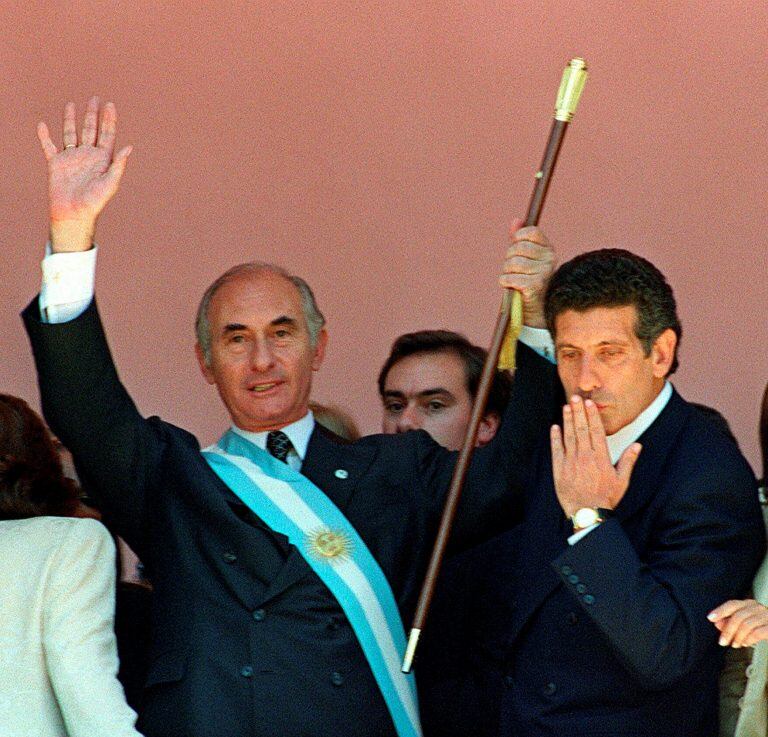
[2,1,766,472]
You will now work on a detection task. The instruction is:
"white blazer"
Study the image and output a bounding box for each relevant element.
[0,516,141,737]
[720,500,768,737]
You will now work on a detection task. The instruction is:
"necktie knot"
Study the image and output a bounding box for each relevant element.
[266,430,292,463]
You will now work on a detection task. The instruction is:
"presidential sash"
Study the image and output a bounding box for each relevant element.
[202,430,422,737]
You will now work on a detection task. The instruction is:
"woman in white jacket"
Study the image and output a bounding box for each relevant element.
[0,393,142,737]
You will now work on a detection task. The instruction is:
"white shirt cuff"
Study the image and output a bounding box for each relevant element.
[39,245,97,324]
[519,325,556,364]
[568,523,599,545]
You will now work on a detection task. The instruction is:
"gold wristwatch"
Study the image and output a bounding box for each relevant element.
[571,507,612,532]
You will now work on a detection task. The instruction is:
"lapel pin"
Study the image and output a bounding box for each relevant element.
[334,469,349,479]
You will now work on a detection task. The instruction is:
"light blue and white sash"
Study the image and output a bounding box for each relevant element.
[202,430,422,737]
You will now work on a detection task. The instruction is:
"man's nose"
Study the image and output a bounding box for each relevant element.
[250,340,276,372]
[576,356,600,393]
[396,404,422,434]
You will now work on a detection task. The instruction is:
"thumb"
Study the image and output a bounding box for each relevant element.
[508,217,525,237]
[104,145,133,189]
[616,442,642,485]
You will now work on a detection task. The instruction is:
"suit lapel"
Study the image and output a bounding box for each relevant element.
[300,425,376,513]
[611,390,689,526]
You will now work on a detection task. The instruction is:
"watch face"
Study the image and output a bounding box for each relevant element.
[574,508,599,528]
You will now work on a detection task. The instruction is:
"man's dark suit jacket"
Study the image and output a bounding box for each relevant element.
[23,300,557,737]
[421,390,766,737]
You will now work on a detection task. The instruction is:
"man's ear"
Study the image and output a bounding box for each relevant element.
[651,328,677,378]
[312,330,328,371]
[195,343,216,385]
[476,412,501,447]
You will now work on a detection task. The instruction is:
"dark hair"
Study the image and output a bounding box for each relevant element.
[0,395,79,520]
[544,249,682,375]
[377,330,512,417]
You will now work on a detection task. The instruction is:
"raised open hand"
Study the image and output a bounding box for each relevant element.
[37,97,132,252]
[550,395,641,518]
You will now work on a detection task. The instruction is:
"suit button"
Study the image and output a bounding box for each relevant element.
[504,675,515,688]
[567,574,579,584]
[252,608,266,622]
[561,565,572,576]
[331,671,344,686]
[583,594,595,605]
[575,583,587,594]
[240,665,254,678]
[542,682,557,696]
[566,612,579,625]
[223,550,237,563]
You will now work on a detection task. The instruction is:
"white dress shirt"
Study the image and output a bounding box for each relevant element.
[230,412,316,471]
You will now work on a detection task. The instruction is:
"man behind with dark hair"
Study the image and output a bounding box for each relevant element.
[426,248,765,737]
[378,330,512,450]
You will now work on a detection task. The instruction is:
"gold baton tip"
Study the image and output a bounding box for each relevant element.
[401,628,422,673]
[555,57,588,122]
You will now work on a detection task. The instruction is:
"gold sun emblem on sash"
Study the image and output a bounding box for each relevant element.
[307,528,353,563]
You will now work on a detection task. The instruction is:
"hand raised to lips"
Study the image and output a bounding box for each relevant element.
[550,395,641,518]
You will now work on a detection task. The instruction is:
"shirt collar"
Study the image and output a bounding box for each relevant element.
[229,410,316,462]
[606,381,673,465]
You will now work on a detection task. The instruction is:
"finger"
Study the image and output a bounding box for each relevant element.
[708,599,753,622]
[81,96,99,146]
[510,225,549,248]
[97,101,117,154]
[744,624,768,647]
[616,442,642,485]
[37,122,57,160]
[719,605,760,647]
[731,611,768,647]
[498,272,542,294]
[502,247,553,273]
[550,424,564,477]
[62,101,77,148]
[102,144,133,191]
[585,400,609,456]
[561,405,576,454]
[570,395,591,451]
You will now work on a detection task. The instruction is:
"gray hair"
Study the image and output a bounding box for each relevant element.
[195,262,326,365]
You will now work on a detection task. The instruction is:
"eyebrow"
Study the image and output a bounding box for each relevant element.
[221,316,299,334]
[271,316,299,329]
[382,388,456,400]
[223,323,248,334]
[556,339,631,349]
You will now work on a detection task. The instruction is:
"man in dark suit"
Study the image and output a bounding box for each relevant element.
[423,249,766,737]
[24,98,558,737]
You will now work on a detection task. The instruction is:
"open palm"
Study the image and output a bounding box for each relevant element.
[37,97,132,226]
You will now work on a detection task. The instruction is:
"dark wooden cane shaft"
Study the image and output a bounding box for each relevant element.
[405,119,570,667]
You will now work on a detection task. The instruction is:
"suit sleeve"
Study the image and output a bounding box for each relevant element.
[551,465,766,689]
[43,520,142,737]
[23,298,161,551]
[415,341,560,548]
